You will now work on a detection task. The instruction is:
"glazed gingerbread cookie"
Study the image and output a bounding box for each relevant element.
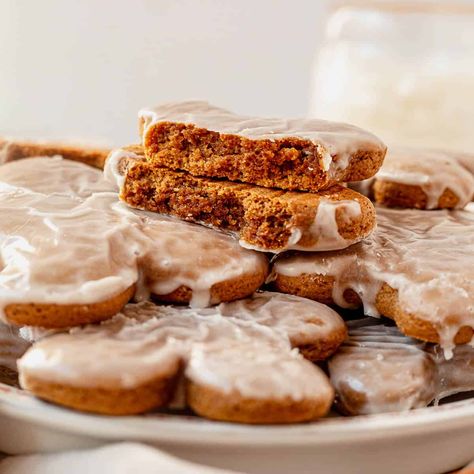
[329,319,437,415]
[272,206,474,352]
[139,101,386,193]
[107,146,377,253]
[328,318,474,415]
[352,147,474,210]
[0,156,267,327]
[19,292,345,423]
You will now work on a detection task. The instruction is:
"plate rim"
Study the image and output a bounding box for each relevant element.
[1,383,474,447]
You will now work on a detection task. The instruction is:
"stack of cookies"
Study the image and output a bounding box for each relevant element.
[109,101,386,253]
[1,101,474,424]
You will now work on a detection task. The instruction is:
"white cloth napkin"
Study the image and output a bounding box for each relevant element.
[0,443,243,474]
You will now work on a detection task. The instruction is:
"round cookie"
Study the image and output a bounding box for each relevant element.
[328,318,474,415]
[328,319,437,415]
[0,183,139,328]
[19,297,338,423]
[21,366,179,416]
[272,206,474,352]
[136,213,269,308]
[366,147,474,210]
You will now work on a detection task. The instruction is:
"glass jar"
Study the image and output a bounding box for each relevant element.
[311,1,474,152]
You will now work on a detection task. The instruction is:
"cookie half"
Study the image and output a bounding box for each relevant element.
[139,101,386,192]
[110,146,376,253]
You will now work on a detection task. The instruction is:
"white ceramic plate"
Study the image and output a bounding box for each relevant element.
[0,382,473,474]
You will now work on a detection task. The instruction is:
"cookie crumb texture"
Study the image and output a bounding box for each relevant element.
[122,162,375,252]
[144,122,385,192]
[138,101,387,192]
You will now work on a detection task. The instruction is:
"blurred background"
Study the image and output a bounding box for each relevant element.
[1,0,473,149]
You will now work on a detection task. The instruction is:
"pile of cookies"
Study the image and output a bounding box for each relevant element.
[0,101,473,424]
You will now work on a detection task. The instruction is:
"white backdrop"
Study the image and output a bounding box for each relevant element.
[0,0,329,145]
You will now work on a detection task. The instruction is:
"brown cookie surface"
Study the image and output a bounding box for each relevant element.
[0,138,110,168]
[5,285,135,328]
[120,157,376,252]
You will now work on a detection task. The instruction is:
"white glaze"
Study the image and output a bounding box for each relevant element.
[103,148,142,191]
[274,206,474,352]
[187,341,330,401]
[19,296,334,401]
[138,101,386,176]
[216,291,345,347]
[291,199,362,251]
[0,157,267,318]
[0,156,115,197]
[376,147,474,208]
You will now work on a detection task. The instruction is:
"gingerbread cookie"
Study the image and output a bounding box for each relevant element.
[0,157,267,327]
[272,206,474,352]
[0,138,110,169]
[19,294,339,423]
[328,318,474,415]
[138,101,386,192]
[374,147,474,209]
[329,319,437,415]
[352,147,474,209]
[108,147,376,253]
